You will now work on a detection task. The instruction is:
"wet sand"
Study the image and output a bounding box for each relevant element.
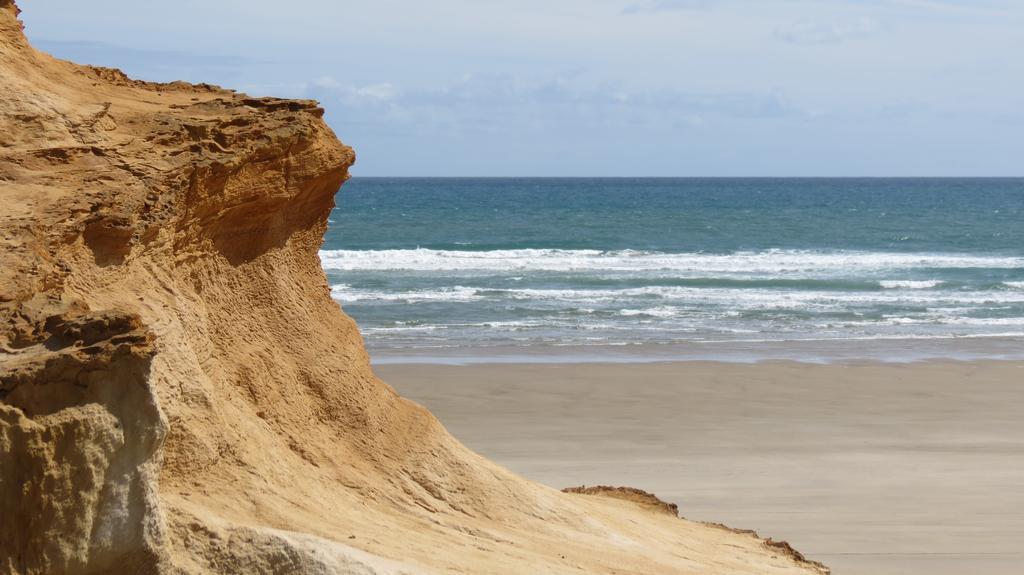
[377,360,1024,575]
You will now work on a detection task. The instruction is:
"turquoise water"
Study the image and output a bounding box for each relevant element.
[322,178,1024,358]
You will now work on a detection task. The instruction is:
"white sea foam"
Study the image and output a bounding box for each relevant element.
[619,306,680,318]
[929,317,1024,326]
[331,284,1024,308]
[324,248,1024,347]
[879,280,944,289]
[320,248,1024,274]
[361,325,446,333]
[330,284,483,302]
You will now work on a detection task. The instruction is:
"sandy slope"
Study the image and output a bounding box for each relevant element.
[0,2,827,573]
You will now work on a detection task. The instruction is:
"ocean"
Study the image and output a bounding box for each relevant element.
[322,178,1024,363]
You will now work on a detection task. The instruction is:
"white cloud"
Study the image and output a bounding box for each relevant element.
[316,71,799,133]
[311,75,341,89]
[350,83,399,103]
[311,77,400,105]
[621,0,715,14]
[775,16,880,45]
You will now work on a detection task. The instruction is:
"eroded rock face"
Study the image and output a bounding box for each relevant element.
[1,311,165,574]
[0,2,827,573]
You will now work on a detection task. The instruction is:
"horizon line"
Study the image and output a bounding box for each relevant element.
[345,175,1024,179]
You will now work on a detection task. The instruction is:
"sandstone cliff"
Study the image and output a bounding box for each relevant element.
[0,2,827,573]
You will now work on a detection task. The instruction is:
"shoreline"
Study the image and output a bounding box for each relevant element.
[367,335,1024,365]
[378,359,1024,575]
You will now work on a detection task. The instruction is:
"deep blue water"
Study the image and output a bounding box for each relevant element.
[322,178,1024,356]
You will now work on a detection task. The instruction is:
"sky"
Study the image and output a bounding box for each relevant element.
[21,0,1024,176]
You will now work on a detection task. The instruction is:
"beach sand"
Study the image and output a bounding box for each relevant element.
[377,360,1024,575]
